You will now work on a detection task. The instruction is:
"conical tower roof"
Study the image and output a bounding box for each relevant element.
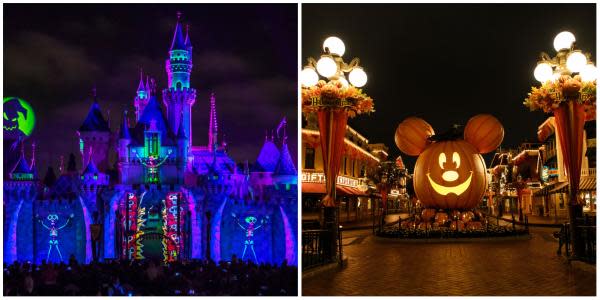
[184,24,192,49]
[170,13,187,51]
[83,158,99,175]
[256,135,280,172]
[79,97,110,132]
[133,96,175,145]
[119,111,131,140]
[274,138,297,175]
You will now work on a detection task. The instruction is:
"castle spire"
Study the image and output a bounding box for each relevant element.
[145,75,151,95]
[92,85,97,103]
[184,24,192,49]
[170,12,187,51]
[137,68,146,93]
[119,110,131,140]
[208,92,218,152]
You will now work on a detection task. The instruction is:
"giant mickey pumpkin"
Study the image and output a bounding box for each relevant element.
[395,114,504,210]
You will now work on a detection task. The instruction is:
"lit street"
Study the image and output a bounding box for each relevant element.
[303,227,596,296]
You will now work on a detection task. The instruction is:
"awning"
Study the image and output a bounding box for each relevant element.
[580,177,596,191]
[301,182,368,196]
[550,182,569,193]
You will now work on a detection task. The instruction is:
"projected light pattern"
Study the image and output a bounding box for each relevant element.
[3,97,35,138]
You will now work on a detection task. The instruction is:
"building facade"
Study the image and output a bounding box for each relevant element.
[3,15,297,266]
[300,113,394,224]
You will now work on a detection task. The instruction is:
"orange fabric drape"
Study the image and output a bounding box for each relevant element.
[318,109,349,207]
[553,100,586,205]
[379,184,389,211]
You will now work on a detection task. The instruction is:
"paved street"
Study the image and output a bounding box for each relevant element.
[303,227,596,296]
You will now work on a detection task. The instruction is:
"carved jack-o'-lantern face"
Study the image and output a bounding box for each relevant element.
[415,140,487,209]
[427,151,472,196]
[395,114,504,210]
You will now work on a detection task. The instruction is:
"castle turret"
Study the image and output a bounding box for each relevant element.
[163,12,196,145]
[208,93,218,152]
[117,111,132,163]
[77,88,111,172]
[134,69,149,121]
[9,143,34,181]
[177,112,189,183]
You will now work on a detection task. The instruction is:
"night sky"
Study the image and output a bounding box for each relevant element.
[4,4,297,172]
[303,3,596,170]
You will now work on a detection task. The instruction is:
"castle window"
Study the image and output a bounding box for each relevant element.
[176,81,182,90]
[147,133,159,157]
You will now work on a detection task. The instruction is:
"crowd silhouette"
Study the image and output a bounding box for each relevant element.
[3,255,297,296]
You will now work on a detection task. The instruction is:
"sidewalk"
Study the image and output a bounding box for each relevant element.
[495,214,568,227]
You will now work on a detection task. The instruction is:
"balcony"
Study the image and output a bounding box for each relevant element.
[582,168,596,177]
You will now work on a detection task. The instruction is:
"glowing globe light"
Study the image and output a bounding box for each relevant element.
[566,51,587,73]
[533,62,553,83]
[349,67,367,87]
[337,76,349,87]
[552,72,562,81]
[553,31,576,51]
[316,56,338,78]
[323,36,345,56]
[580,63,597,82]
[300,67,319,87]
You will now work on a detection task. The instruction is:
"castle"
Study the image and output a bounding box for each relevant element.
[3,14,297,266]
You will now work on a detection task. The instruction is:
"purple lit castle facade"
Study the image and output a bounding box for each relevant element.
[3,15,297,266]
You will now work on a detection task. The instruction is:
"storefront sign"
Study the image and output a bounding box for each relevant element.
[302,171,360,188]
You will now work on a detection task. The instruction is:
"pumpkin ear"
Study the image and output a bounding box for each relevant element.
[464,114,504,154]
[394,117,435,156]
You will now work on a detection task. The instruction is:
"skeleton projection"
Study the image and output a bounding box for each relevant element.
[37,213,74,261]
[231,213,268,263]
[134,149,171,183]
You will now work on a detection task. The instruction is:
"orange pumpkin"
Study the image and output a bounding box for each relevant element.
[563,78,582,96]
[464,114,504,154]
[450,209,462,220]
[434,212,449,224]
[394,117,435,156]
[461,211,475,222]
[450,220,465,231]
[421,208,437,222]
[414,140,488,210]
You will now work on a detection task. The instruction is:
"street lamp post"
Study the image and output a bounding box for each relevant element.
[524,31,596,258]
[302,36,374,261]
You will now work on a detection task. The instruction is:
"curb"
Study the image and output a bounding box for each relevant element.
[302,255,348,279]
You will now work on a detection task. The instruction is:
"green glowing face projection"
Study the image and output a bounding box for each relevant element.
[3,97,35,138]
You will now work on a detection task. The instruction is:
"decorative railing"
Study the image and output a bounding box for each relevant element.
[582,168,596,177]
[556,215,596,264]
[302,229,332,269]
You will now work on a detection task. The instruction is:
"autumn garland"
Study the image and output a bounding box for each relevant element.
[524,74,596,119]
[302,80,375,117]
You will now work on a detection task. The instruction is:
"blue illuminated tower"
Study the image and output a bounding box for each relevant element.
[134,69,149,121]
[163,12,196,147]
[77,88,111,173]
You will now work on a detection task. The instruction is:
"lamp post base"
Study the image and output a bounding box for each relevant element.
[568,203,585,258]
[322,206,338,262]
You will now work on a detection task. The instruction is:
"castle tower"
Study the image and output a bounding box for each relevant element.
[77,88,111,172]
[177,113,189,183]
[134,69,149,121]
[208,93,218,151]
[163,12,196,146]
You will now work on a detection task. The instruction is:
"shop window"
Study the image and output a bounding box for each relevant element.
[305,147,315,169]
